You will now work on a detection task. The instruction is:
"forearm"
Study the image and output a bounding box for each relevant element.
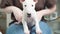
[0,6,13,13]
[1,6,23,22]
[0,6,22,14]
[37,5,56,16]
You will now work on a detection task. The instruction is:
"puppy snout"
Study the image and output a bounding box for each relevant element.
[27,13,31,17]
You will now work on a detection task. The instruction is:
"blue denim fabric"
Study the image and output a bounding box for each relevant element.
[6,21,52,34]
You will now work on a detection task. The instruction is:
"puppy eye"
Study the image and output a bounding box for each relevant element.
[24,5,27,7]
[32,5,33,7]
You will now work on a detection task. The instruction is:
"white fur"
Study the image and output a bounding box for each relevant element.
[0,0,42,34]
[0,32,2,34]
[21,0,42,34]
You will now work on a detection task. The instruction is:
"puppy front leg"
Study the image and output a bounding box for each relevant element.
[35,17,42,34]
[22,19,30,34]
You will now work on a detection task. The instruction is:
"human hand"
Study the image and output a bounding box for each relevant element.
[36,11,44,21]
[11,6,23,22]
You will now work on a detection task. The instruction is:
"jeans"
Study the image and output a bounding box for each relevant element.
[6,21,52,34]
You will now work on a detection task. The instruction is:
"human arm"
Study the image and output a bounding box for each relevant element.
[0,0,23,22]
[1,6,23,22]
[37,0,56,20]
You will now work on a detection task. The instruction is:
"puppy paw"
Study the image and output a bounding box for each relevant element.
[24,30,30,34]
[36,29,42,34]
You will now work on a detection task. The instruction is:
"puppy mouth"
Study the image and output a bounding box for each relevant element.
[27,15,31,18]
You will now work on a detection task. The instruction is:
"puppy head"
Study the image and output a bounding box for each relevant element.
[20,0,38,17]
[20,0,38,9]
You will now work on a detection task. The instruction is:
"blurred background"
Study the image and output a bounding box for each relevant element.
[0,0,60,34]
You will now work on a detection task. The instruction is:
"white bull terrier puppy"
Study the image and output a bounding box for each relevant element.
[20,0,42,34]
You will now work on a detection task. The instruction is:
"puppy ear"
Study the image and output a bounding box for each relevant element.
[33,0,38,3]
[20,0,25,3]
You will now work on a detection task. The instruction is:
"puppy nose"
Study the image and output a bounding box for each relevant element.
[27,13,31,17]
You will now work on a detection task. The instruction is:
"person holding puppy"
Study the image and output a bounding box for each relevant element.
[0,0,56,34]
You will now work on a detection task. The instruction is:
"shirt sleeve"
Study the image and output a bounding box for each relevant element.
[46,0,56,8]
[0,0,13,8]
